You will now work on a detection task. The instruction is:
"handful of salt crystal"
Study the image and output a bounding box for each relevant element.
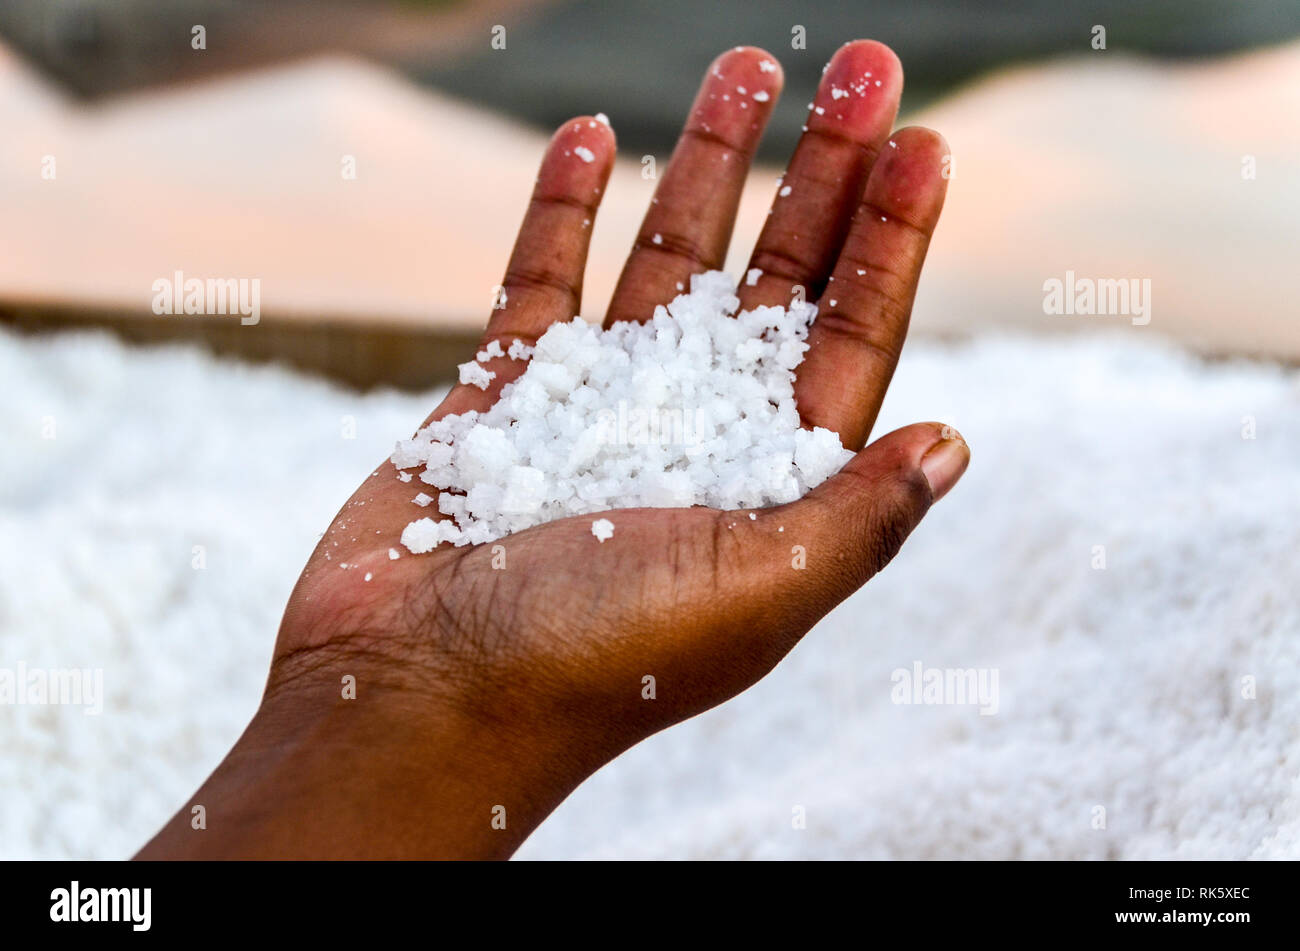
[393,270,853,552]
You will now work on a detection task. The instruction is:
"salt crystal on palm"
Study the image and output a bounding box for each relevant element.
[393,270,854,551]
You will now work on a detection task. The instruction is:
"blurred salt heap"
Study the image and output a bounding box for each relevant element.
[3,326,1298,859]
[394,271,853,551]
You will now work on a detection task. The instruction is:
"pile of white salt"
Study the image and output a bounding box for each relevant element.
[393,270,853,552]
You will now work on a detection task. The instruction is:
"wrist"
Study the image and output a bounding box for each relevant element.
[137,652,577,860]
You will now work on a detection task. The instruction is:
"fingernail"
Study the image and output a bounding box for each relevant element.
[920,435,970,502]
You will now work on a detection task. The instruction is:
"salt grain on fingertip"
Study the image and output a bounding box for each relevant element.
[592,518,615,542]
[574,146,595,163]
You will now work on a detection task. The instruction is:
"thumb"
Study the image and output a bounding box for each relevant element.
[757,421,970,615]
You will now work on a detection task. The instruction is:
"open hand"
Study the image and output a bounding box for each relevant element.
[139,40,968,860]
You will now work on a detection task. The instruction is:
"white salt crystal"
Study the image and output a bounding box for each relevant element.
[413,492,434,507]
[574,146,595,163]
[779,185,792,197]
[594,112,610,126]
[458,361,495,390]
[388,548,401,560]
[364,572,373,582]
[745,268,762,286]
[753,90,770,102]
[758,59,777,73]
[477,340,505,362]
[591,518,615,542]
[507,338,534,360]
[394,270,853,551]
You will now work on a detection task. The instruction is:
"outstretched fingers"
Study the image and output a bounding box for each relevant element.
[738,40,902,310]
[603,46,783,327]
[433,116,617,422]
[795,127,951,451]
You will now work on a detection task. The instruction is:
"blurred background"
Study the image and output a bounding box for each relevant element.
[2,1,1299,861]
[1,0,1297,385]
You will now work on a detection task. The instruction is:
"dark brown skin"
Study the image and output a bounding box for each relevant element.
[137,40,969,860]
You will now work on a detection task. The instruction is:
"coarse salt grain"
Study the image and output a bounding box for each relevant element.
[458,361,495,390]
[591,518,615,542]
[477,339,505,362]
[574,145,595,163]
[393,270,854,551]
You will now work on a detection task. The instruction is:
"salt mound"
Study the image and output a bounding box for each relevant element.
[393,271,854,552]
